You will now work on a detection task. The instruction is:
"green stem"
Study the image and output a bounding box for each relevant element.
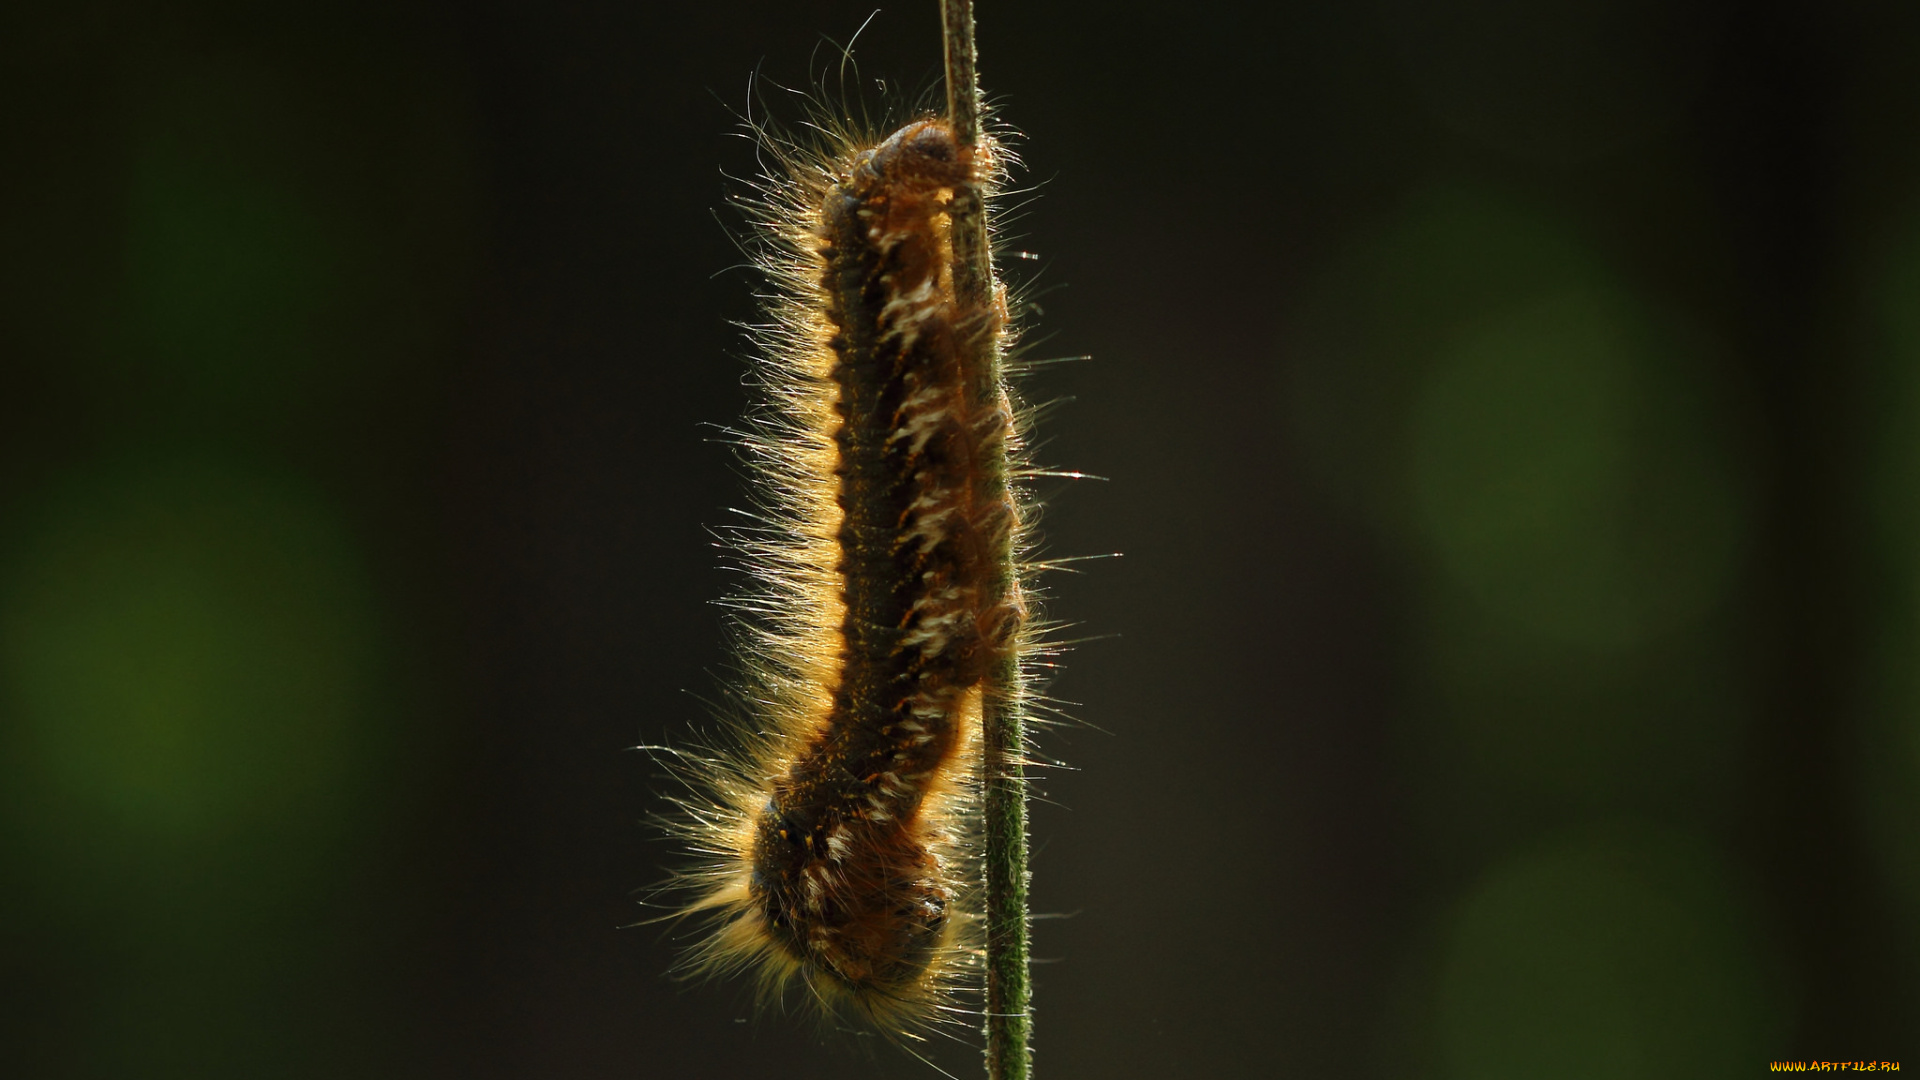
[941,3,1032,1079]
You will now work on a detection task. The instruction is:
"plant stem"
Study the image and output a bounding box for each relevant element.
[941,3,1032,1079]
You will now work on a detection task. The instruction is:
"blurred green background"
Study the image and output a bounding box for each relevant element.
[2,0,1915,1076]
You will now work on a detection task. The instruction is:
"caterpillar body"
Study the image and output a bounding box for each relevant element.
[663,113,1031,1036]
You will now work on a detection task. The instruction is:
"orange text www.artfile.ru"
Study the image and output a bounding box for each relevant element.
[1768,1063,1900,1072]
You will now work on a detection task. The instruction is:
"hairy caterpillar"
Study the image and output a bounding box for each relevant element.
[653,100,1038,1040]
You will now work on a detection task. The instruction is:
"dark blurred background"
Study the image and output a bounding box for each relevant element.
[3,0,1917,1076]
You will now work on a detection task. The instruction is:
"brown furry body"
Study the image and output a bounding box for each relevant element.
[668,116,1025,1034]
